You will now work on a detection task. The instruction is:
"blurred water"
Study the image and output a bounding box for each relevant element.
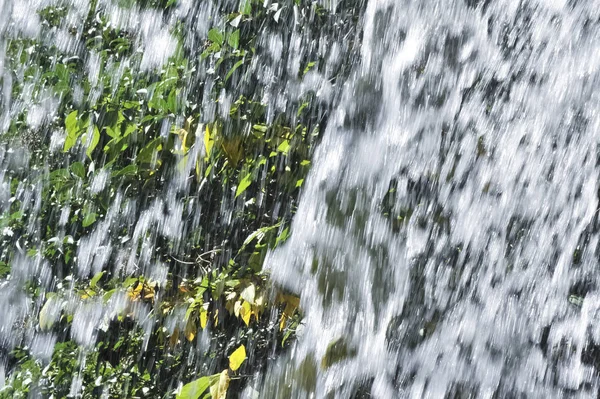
[1,0,600,397]
[263,0,600,398]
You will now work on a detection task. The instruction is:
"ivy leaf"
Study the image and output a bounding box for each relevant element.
[229,345,246,371]
[235,173,252,198]
[177,376,210,399]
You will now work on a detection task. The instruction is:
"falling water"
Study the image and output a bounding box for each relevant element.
[264,0,600,397]
[1,0,600,397]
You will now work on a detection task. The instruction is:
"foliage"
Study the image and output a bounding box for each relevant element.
[0,0,357,397]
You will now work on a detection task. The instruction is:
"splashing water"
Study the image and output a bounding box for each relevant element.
[1,0,600,397]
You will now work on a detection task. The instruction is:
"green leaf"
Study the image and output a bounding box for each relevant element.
[303,61,317,76]
[177,376,211,399]
[82,213,97,228]
[240,0,252,15]
[276,227,290,246]
[229,344,246,371]
[90,271,105,288]
[70,162,86,179]
[252,124,268,133]
[103,289,116,302]
[112,164,137,177]
[225,59,244,82]
[64,111,79,152]
[208,29,223,46]
[242,222,282,248]
[227,30,240,49]
[86,125,100,158]
[277,140,290,154]
[235,173,252,198]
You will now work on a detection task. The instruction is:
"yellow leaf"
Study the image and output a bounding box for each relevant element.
[209,370,230,399]
[127,282,143,301]
[277,293,300,331]
[185,318,197,342]
[233,300,242,317]
[169,328,180,348]
[240,301,251,326]
[251,304,260,321]
[204,125,214,158]
[200,308,208,329]
[279,314,287,332]
[178,128,189,152]
[229,345,246,371]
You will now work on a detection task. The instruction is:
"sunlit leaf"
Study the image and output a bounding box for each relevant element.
[229,345,246,371]
[240,283,255,304]
[63,111,79,152]
[204,125,214,158]
[177,376,210,399]
[90,271,105,288]
[127,282,143,301]
[235,173,252,198]
[240,301,251,326]
[277,140,290,154]
[200,308,208,329]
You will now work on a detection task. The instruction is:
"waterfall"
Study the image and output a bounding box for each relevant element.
[263,0,600,397]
